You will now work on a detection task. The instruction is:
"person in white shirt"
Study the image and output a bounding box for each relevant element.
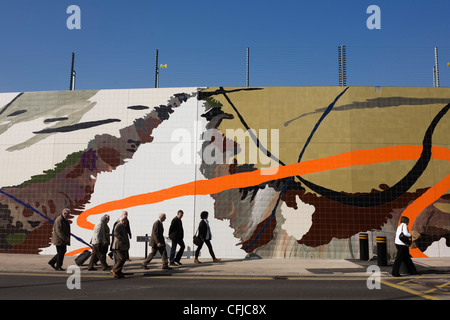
[391,216,418,277]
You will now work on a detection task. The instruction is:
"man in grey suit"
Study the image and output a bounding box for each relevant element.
[142,213,171,270]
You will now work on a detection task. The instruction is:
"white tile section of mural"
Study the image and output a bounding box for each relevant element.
[39,90,246,258]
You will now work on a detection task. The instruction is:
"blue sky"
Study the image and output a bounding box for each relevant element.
[0,0,449,92]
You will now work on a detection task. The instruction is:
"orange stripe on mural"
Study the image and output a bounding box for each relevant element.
[77,145,450,235]
[400,174,450,258]
[66,247,91,256]
[402,174,450,225]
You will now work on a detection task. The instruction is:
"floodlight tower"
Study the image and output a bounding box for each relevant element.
[434,46,440,87]
[155,49,159,88]
[69,52,76,90]
[246,47,250,87]
[338,45,347,86]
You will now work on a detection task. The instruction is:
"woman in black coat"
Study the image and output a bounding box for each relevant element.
[194,211,221,263]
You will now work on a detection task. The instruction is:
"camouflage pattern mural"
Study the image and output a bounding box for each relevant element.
[0,87,449,259]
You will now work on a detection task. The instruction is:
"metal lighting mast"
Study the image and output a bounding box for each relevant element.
[338,45,347,86]
[69,52,76,90]
[154,49,159,88]
[246,47,250,87]
[434,46,440,87]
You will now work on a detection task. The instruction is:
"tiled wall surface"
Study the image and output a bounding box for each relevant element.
[0,86,449,259]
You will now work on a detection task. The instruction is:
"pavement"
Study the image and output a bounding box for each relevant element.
[1,253,449,278]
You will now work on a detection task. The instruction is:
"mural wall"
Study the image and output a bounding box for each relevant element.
[0,86,449,260]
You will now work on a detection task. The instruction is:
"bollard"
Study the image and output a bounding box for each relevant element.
[376,236,387,266]
[359,233,369,260]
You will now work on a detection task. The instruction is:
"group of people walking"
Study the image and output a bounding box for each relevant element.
[49,208,418,278]
[48,208,221,278]
[140,210,221,273]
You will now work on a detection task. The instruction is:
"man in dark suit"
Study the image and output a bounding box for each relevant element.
[48,208,71,271]
[169,210,185,266]
[142,213,171,270]
[111,216,130,278]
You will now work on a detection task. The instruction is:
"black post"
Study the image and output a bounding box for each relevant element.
[246,47,249,87]
[69,52,75,90]
[144,233,148,258]
[359,233,369,260]
[154,49,159,88]
[338,45,347,86]
[376,236,387,266]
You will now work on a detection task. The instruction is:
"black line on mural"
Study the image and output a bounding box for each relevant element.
[284,97,450,127]
[0,93,24,116]
[7,110,27,117]
[197,87,263,101]
[297,102,450,207]
[44,117,69,123]
[33,119,121,134]
[219,87,281,164]
[128,105,149,110]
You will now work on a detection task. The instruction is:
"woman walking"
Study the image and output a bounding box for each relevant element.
[391,216,418,277]
[194,211,221,263]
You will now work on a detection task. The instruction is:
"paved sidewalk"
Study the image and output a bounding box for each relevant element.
[1,253,449,278]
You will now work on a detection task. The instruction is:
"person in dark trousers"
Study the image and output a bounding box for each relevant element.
[391,216,418,277]
[121,211,132,261]
[194,211,221,264]
[169,210,185,266]
[87,214,111,271]
[111,216,130,278]
[109,211,131,263]
[142,213,171,270]
[48,208,71,271]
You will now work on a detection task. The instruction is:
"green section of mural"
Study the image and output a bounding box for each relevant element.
[15,151,83,189]
[6,233,26,245]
